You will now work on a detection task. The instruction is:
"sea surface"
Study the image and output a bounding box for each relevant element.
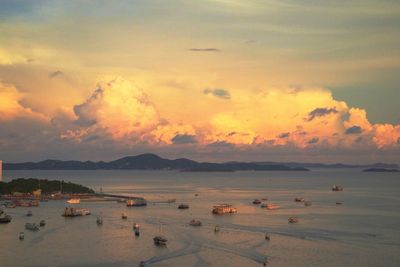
[1,169,399,267]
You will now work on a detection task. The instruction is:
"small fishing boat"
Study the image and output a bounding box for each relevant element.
[153,235,167,246]
[26,210,33,217]
[0,212,12,223]
[133,223,140,230]
[39,220,46,227]
[260,203,279,210]
[294,197,305,202]
[121,213,128,219]
[96,216,103,225]
[25,223,40,231]
[212,204,237,214]
[67,198,80,204]
[178,204,189,209]
[134,228,140,236]
[19,232,25,240]
[332,185,343,191]
[189,219,202,226]
[288,217,299,223]
[304,201,312,206]
[265,233,270,240]
[214,225,220,233]
[252,199,262,205]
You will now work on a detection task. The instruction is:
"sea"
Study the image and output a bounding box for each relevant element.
[0,169,399,267]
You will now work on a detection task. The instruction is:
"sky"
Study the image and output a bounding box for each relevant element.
[0,0,399,164]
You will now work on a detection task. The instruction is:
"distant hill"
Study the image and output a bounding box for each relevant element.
[362,168,399,173]
[3,153,308,172]
[0,178,94,195]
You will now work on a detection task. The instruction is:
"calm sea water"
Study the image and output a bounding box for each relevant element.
[1,169,399,267]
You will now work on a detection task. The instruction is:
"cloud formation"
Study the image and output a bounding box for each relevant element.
[188,48,220,52]
[203,88,231,99]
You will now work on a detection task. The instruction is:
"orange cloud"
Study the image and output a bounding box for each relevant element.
[0,81,48,122]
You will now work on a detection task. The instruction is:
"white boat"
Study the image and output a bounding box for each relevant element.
[67,198,80,204]
[62,207,91,217]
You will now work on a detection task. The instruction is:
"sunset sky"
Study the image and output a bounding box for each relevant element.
[0,0,399,163]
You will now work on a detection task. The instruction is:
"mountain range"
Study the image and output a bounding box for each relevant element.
[3,153,398,171]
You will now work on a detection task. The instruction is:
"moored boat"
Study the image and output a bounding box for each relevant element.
[0,212,12,223]
[25,222,40,231]
[39,220,46,227]
[332,185,343,191]
[126,198,147,207]
[288,217,299,223]
[133,222,140,230]
[153,235,167,246]
[178,204,189,209]
[67,198,80,204]
[189,219,202,226]
[121,213,128,219]
[26,210,33,217]
[294,197,305,202]
[62,207,91,217]
[19,232,25,240]
[260,203,279,210]
[252,199,262,205]
[212,204,237,214]
[214,225,220,233]
[96,216,103,225]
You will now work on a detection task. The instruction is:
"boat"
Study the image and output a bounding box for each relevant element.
[212,204,237,214]
[153,235,167,246]
[214,225,220,233]
[252,199,262,205]
[96,216,103,225]
[332,185,343,191]
[126,198,147,207]
[178,204,189,209]
[25,223,40,231]
[288,217,299,223]
[26,210,33,217]
[133,223,140,230]
[0,212,12,223]
[39,220,46,227]
[67,198,80,204]
[294,197,305,202]
[336,202,343,205]
[134,228,140,236]
[265,233,270,240]
[121,213,128,219]
[189,219,202,226]
[62,207,91,217]
[19,232,25,240]
[304,201,312,206]
[260,203,279,210]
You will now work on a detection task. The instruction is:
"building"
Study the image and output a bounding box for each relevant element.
[0,160,2,182]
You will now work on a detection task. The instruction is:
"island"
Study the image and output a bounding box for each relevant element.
[0,178,94,195]
[362,168,399,173]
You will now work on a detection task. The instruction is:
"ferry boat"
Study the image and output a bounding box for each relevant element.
[62,207,91,217]
[67,198,80,204]
[126,198,147,207]
[25,223,40,231]
[212,204,237,214]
